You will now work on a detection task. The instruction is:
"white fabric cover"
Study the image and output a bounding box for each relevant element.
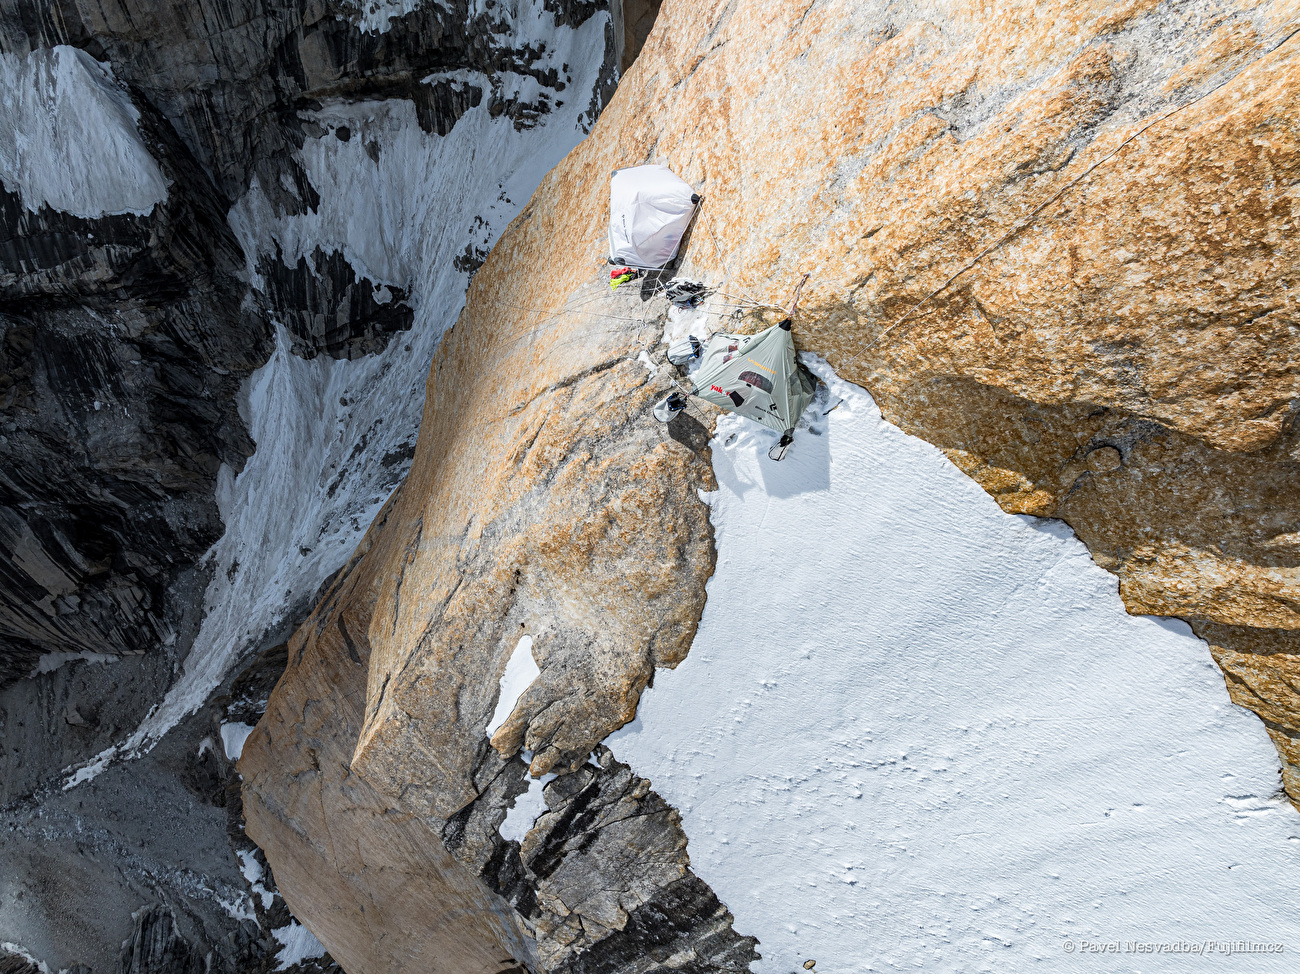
[608,164,698,268]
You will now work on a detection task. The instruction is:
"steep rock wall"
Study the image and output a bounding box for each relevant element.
[0,0,614,681]
[244,0,1300,969]
[1,0,621,968]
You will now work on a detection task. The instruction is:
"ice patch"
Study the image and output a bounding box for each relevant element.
[487,635,539,737]
[28,650,118,677]
[609,356,1300,972]
[500,769,557,844]
[220,722,256,762]
[0,46,169,217]
[272,922,327,969]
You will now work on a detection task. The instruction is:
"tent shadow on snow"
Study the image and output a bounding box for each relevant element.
[759,422,831,498]
[710,418,832,502]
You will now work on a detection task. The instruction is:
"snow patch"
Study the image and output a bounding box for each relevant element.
[487,635,539,737]
[220,722,256,762]
[0,943,49,974]
[662,302,711,347]
[213,888,256,923]
[609,357,1300,972]
[0,46,168,217]
[500,767,557,844]
[238,850,277,910]
[344,0,425,33]
[28,650,118,677]
[272,922,327,969]
[636,349,659,378]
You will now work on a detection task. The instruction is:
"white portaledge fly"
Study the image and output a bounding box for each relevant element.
[607,164,701,270]
[611,356,1300,974]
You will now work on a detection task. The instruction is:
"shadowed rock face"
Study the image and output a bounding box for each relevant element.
[0,0,615,682]
[0,0,624,968]
[244,0,1299,967]
[497,748,759,973]
[0,88,265,685]
[255,245,415,361]
[0,0,613,213]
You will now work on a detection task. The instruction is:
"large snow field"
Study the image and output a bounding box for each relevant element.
[0,45,169,217]
[609,358,1300,972]
[63,0,612,785]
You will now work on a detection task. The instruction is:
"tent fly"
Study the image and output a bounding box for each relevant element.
[657,317,817,460]
[608,165,701,270]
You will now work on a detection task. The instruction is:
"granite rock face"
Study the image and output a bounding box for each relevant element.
[244,0,1299,968]
[240,272,726,970]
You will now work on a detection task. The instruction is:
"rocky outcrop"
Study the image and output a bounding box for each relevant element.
[243,0,1300,968]
[444,745,759,971]
[117,907,207,974]
[239,270,723,969]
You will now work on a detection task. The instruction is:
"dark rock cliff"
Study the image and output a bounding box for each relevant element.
[0,0,618,685]
[0,0,624,969]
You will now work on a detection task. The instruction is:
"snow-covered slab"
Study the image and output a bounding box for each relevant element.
[0,46,168,217]
[609,358,1300,972]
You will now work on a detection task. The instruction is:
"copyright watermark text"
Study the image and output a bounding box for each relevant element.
[1062,941,1284,957]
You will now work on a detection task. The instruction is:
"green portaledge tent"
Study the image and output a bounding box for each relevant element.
[690,318,817,439]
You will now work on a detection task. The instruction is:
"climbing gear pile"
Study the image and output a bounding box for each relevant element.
[606,167,815,460]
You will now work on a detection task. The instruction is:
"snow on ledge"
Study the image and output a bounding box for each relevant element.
[500,763,557,844]
[487,635,540,738]
[271,921,327,969]
[0,46,169,218]
[609,356,1300,973]
[0,942,50,974]
[28,650,118,678]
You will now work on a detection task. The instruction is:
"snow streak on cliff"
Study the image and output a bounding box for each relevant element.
[0,45,169,218]
[63,0,614,786]
[610,359,1300,973]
